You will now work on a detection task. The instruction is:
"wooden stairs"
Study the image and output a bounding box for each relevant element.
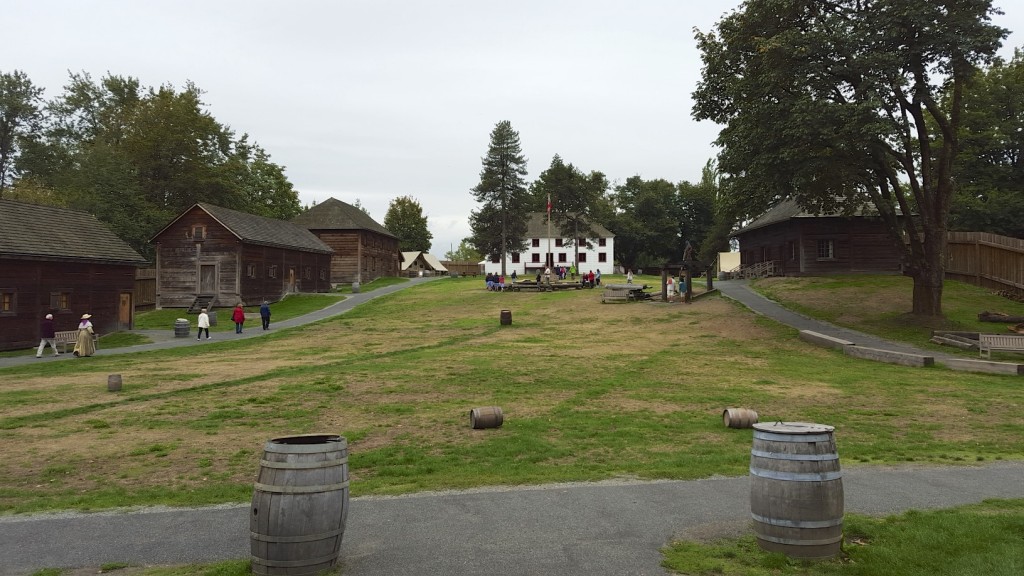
[187,294,216,314]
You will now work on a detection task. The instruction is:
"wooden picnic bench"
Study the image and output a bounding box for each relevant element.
[53,330,98,354]
[601,284,651,303]
[978,333,1024,359]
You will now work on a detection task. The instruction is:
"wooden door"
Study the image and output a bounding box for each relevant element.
[200,265,217,294]
[118,292,132,329]
[288,268,296,293]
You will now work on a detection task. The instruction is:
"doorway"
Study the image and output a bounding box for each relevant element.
[200,265,217,294]
[118,292,133,329]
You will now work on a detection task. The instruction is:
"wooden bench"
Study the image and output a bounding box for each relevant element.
[602,289,633,303]
[53,330,98,354]
[978,333,1024,359]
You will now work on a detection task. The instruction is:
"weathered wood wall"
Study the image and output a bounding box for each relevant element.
[947,232,1024,297]
[737,218,902,275]
[0,259,136,351]
[310,230,400,284]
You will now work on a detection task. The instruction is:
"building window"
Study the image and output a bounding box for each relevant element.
[319,268,328,281]
[531,253,540,263]
[555,239,564,247]
[578,253,587,263]
[557,252,566,262]
[511,254,520,263]
[192,225,206,241]
[598,253,607,262]
[817,239,835,260]
[491,254,500,263]
[599,238,607,247]
[268,265,278,279]
[49,291,71,311]
[532,238,540,247]
[304,267,312,280]
[247,264,257,278]
[0,290,15,315]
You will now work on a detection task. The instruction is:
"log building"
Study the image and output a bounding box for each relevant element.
[291,198,401,284]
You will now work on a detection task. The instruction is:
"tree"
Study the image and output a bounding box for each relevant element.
[469,120,530,275]
[609,176,680,271]
[445,239,482,262]
[384,195,433,251]
[693,0,1007,317]
[0,70,44,196]
[950,48,1024,237]
[529,154,609,269]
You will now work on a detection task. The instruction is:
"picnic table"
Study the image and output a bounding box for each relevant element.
[601,284,652,303]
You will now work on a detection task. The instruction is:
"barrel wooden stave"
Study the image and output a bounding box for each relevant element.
[750,422,844,559]
[250,434,349,576]
[500,310,512,325]
[470,406,503,429]
[722,407,758,428]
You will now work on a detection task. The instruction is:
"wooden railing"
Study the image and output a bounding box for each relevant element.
[737,260,778,279]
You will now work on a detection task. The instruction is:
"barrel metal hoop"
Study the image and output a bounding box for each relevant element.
[264,443,347,454]
[250,526,345,543]
[750,450,839,462]
[251,551,339,568]
[750,513,844,529]
[259,458,348,470]
[253,481,350,494]
[754,431,834,443]
[750,468,843,482]
[755,533,844,546]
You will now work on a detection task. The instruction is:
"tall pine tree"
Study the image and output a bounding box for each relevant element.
[469,120,529,275]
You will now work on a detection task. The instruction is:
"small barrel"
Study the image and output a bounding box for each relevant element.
[251,434,350,576]
[173,318,190,338]
[723,407,758,429]
[750,422,844,559]
[470,406,503,429]
[107,374,122,392]
[500,310,512,326]
[351,281,360,294]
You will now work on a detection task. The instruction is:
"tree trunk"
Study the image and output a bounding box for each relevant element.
[910,233,946,317]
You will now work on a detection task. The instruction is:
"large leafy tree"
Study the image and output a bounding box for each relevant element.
[693,0,1007,317]
[529,155,609,268]
[0,71,44,196]
[445,239,483,262]
[469,120,530,274]
[950,48,1024,237]
[609,176,680,271]
[384,195,433,252]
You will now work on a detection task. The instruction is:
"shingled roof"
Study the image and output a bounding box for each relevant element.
[524,212,614,238]
[0,199,148,265]
[291,197,396,238]
[152,203,333,254]
[732,197,896,236]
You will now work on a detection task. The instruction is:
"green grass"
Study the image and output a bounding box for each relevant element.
[662,499,1024,576]
[131,293,349,329]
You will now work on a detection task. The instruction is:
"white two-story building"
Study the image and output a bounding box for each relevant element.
[481,212,615,277]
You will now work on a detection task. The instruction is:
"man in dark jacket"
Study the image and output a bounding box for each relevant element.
[260,301,271,330]
[36,313,59,358]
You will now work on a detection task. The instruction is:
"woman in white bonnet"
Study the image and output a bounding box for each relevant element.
[73,313,96,357]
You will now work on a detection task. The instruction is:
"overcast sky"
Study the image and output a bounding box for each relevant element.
[9,1,1024,256]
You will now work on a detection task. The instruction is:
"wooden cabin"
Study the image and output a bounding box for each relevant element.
[151,203,333,309]
[291,198,401,284]
[732,198,903,276]
[0,199,148,351]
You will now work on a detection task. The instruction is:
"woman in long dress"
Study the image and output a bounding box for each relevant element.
[73,313,96,357]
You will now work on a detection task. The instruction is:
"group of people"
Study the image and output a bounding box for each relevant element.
[484,272,507,291]
[214,301,273,336]
[36,313,95,358]
[579,269,601,288]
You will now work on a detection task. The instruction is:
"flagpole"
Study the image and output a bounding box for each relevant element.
[546,194,552,273]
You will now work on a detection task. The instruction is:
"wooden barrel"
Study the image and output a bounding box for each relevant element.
[750,422,844,559]
[470,406,503,429]
[251,434,350,576]
[723,407,758,428]
[173,319,189,338]
[500,310,512,326]
[107,374,122,392]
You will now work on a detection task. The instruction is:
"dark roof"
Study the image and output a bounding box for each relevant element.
[525,212,614,238]
[732,197,895,236]
[291,197,396,238]
[0,199,147,265]
[151,203,333,254]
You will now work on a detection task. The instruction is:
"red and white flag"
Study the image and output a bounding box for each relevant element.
[546,194,551,214]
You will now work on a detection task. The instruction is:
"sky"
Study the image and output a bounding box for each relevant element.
[8,1,1024,257]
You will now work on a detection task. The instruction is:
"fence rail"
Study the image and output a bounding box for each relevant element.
[946,232,1024,296]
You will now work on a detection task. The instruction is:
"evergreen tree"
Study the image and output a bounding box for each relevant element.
[0,71,44,196]
[469,120,529,274]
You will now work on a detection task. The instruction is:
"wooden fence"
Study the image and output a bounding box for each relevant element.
[946,232,1024,296]
[135,268,157,310]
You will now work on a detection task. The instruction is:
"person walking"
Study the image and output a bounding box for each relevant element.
[626,269,634,284]
[36,313,60,358]
[73,314,96,357]
[197,309,211,340]
[260,301,271,330]
[231,304,245,334]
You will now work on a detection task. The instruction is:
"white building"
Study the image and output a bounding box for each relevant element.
[481,212,615,277]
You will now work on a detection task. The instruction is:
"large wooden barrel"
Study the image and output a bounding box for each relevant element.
[173,319,189,338]
[500,310,512,326]
[107,374,122,392]
[750,422,844,559]
[470,406,503,429]
[723,407,758,429]
[251,434,350,576]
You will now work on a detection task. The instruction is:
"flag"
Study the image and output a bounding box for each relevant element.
[546,194,551,214]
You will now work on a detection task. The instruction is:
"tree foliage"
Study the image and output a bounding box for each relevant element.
[950,48,1024,237]
[0,70,44,195]
[469,120,530,274]
[445,239,482,262]
[529,154,609,267]
[5,71,302,260]
[384,195,433,252]
[693,0,1008,316]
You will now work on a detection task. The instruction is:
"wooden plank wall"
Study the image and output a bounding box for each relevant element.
[947,232,1024,296]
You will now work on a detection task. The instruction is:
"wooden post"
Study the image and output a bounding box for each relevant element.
[684,268,693,303]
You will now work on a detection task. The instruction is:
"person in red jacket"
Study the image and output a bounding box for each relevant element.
[231,304,246,334]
